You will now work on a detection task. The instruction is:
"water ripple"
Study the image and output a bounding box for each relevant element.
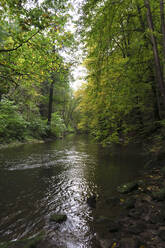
[0,135,144,247]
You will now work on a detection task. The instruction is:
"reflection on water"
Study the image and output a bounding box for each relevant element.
[0,135,144,247]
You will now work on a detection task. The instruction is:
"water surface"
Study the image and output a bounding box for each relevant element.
[0,135,145,247]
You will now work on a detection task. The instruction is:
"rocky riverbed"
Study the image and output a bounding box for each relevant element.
[95,165,165,248]
[1,164,165,248]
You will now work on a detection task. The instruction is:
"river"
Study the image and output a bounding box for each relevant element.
[0,134,145,247]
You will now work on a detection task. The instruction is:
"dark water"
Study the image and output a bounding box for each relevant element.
[0,135,145,247]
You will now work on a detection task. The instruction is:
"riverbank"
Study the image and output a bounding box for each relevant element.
[0,132,74,150]
[0,138,45,150]
[95,161,165,248]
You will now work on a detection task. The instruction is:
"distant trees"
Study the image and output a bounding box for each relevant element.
[0,0,75,142]
[76,0,165,144]
[144,0,165,117]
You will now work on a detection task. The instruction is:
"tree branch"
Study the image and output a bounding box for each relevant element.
[0,30,40,53]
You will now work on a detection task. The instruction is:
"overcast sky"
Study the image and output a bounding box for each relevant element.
[65,0,87,91]
[26,0,86,90]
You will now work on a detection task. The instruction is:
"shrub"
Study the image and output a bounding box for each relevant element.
[51,112,66,137]
[27,118,48,138]
[0,99,27,142]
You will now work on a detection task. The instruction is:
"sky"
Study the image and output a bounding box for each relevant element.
[70,65,87,90]
[64,0,87,91]
[35,0,87,91]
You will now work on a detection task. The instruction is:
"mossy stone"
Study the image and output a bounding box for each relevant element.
[152,188,165,201]
[108,221,120,232]
[123,197,136,209]
[159,230,165,241]
[96,216,111,224]
[50,213,67,223]
[120,237,140,248]
[117,182,138,194]
[160,166,165,175]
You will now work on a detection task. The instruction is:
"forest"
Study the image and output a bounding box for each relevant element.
[1,1,165,247]
[1,0,165,156]
[76,0,165,155]
[0,0,77,144]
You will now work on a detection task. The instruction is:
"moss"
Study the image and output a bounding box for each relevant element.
[152,188,165,201]
[50,213,67,223]
[117,182,138,194]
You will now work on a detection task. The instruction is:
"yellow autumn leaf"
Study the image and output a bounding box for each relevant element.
[111,242,117,248]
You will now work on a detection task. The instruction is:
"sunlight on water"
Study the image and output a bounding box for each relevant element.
[0,135,144,247]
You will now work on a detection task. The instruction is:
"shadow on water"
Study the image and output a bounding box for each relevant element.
[0,135,145,247]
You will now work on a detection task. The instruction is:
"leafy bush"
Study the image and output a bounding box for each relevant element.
[0,99,27,142]
[51,112,66,137]
[27,118,48,138]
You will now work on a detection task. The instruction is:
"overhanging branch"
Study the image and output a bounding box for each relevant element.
[0,30,40,53]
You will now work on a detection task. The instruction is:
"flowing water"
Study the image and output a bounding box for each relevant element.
[0,135,145,247]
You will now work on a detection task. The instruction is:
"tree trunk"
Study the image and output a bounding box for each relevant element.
[144,0,165,116]
[160,0,165,82]
[47,81,54,127]
[152,79,161,121]
[160,0,165,59]
[136,1,145,31]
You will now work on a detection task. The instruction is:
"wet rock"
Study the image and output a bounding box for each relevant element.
[159,226,165,231]
[120,237,140,248]
[140,194,152,203]
[150,214,163,224]
[128,221,146,234]
[160,207,165,220]
[50,213,67,223]
[137,179,145,187]
[98,238,112,248]
[96,216,111,224]
[160,166,165,175]
[87,195,96,208]
[158,230,165,241]
[106,196,120,206]
[128,208,143,219]
[122,197,136,209]
[117,182,138,194]
[151,188,165,201]
[108,221,120,232]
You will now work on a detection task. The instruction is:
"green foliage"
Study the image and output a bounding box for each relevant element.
[0,0,76,144]
[0,99,50,142]
[76,0,164,145]
[27,118,48,138]
[0,99,27,142]
[51,112,67,137]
